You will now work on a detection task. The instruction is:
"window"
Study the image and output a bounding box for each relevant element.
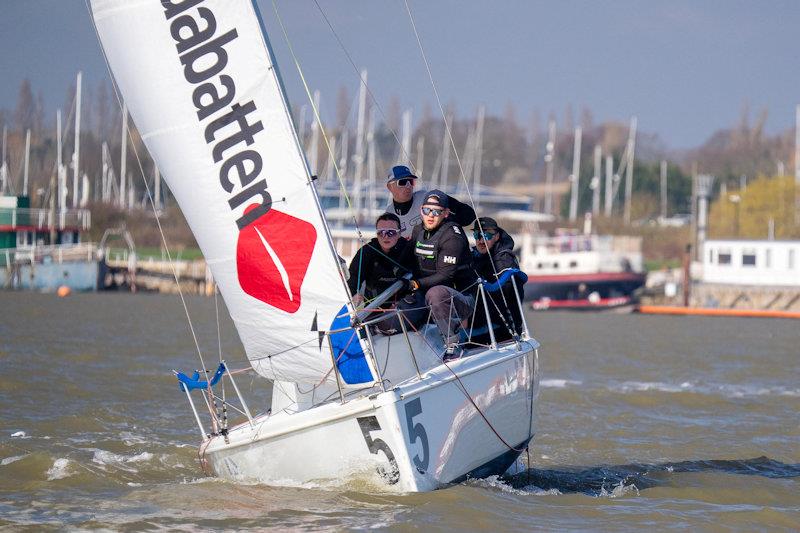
[790,249,796,269]
[718,249,732,265]
[708,248,714,264]
[742,249,756,267]
[569,260,578,268]
[765,249,772,268]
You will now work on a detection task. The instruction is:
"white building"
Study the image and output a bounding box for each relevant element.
[703,239,800,286]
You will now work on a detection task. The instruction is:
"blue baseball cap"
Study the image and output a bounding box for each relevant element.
[387,165,417,182]
[422,189,449,208]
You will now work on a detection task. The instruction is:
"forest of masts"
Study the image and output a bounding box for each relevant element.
[1,71,799,233]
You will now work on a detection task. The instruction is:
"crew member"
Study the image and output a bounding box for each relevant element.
[385,165,476,238]
[405,190,476,359]
[347,213,424,334]
[470,217,526,343]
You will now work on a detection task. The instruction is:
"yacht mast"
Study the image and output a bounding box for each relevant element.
[72,71,82,208]
[591,145,601,215]
[568,126,582,222]
[543,118,556,216]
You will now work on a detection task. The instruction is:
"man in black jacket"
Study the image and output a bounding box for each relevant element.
[347,213,423,334]
[470,217,526,343]
[406,190,476,358]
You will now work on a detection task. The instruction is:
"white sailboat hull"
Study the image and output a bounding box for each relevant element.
[202,341,539,492]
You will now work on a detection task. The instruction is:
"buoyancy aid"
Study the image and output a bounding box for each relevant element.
[410,220,475,292]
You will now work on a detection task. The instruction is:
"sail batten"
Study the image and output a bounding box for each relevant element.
[91,0,373,386]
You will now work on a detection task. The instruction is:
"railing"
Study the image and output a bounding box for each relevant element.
[0,207,91,231]
[0,243,99,268]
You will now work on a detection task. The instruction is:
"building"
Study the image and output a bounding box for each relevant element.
[703,239,800,286]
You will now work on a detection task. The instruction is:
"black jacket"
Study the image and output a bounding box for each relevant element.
[470,230,524,343]
[471,230,519,282]
[410,221,475,292]
[347,238,413,300]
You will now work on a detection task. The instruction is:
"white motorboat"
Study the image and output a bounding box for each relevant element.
[90,0,540,492]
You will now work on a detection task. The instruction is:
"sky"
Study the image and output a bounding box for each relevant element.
[1,0,798,149]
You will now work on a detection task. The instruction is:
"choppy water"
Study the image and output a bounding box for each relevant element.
[1,292,798,530]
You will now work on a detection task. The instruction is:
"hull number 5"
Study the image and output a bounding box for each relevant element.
[357,416,400,484]
[404,398,429,473]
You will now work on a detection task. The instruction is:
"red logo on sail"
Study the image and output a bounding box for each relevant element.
[236,205,316,313]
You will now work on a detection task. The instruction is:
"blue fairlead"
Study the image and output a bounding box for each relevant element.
[177,362,227,392]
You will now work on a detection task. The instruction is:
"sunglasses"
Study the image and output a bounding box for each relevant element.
[376,229,399,238]
[421,207,444,217]
[473,230,497,241]
[393,178,415,187]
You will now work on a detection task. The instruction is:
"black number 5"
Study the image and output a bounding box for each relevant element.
[404,398,429,473]
[357,416,399,484]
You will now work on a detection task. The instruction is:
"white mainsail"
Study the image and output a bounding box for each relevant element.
[91,0,373,385]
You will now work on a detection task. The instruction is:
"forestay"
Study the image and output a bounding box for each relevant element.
[91,0,373,385]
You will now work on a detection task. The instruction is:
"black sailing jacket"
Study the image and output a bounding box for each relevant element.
[347,238,413,300]
[410,220,475,292]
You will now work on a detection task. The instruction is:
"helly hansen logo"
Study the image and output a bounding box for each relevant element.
[443,255,456,264]
[236,205,316,313]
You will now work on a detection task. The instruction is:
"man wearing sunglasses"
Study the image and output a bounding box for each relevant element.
[470,217,526,344]
[347,213,425,334]
[385,165,476,239]
[405,190,476,359]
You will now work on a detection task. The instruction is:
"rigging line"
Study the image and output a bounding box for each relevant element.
[402,0,513,314]
[269,0,364,242]
[84,0,208,374]
[311,0,417,173]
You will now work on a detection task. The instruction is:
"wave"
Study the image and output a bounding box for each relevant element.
[46,458,74,480]
[539,377,800,398]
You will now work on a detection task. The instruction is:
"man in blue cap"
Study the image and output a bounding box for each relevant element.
[385,165,476,239]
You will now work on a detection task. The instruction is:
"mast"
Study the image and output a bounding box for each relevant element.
[57,109,67,211]
[367,106,377,217]
[604,154,613,217]
[120,102,128,209]
[415,136,425,179]
[0,126,7,194]
[660,159,668,219]
[440,113,451,191]
[795,104,800,224]
[543,118,556,216]
[568,126,582,222]
[23,129,31,196]
[623,116,637,225]
[591,145,601,215]
[473,105,485,209]
[154,162,161,210]
[353,69,368,218]
[72,71,82,208]
[309,90,321,175]
[401,109,412,163]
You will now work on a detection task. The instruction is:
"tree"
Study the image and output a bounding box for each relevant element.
[14,79,36,132]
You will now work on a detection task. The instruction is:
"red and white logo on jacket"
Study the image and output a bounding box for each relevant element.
[236,204,316,313]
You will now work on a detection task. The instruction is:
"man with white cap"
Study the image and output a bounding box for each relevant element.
[385,165,476,239]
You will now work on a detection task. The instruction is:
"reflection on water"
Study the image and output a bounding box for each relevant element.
[0,293,798,529]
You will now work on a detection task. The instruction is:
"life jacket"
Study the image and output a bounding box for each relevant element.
[411,220,475,292]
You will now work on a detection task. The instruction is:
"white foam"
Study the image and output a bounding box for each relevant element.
[615,381,687,393]
[540,379,582,389]
[91,449,154,471]
[599,480,639,499]
[46,458,73,480]
[11,431,27,438]
[1,454,27,466]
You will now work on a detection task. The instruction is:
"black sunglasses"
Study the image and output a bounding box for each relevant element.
[376,229,399,238]
[393,178,415,187]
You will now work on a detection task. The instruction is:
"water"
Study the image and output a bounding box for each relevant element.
[1,292,798,530]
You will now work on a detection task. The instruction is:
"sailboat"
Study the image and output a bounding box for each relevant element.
[90,0,540,492]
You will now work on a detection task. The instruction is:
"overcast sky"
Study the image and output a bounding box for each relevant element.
[1,0,798,148]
